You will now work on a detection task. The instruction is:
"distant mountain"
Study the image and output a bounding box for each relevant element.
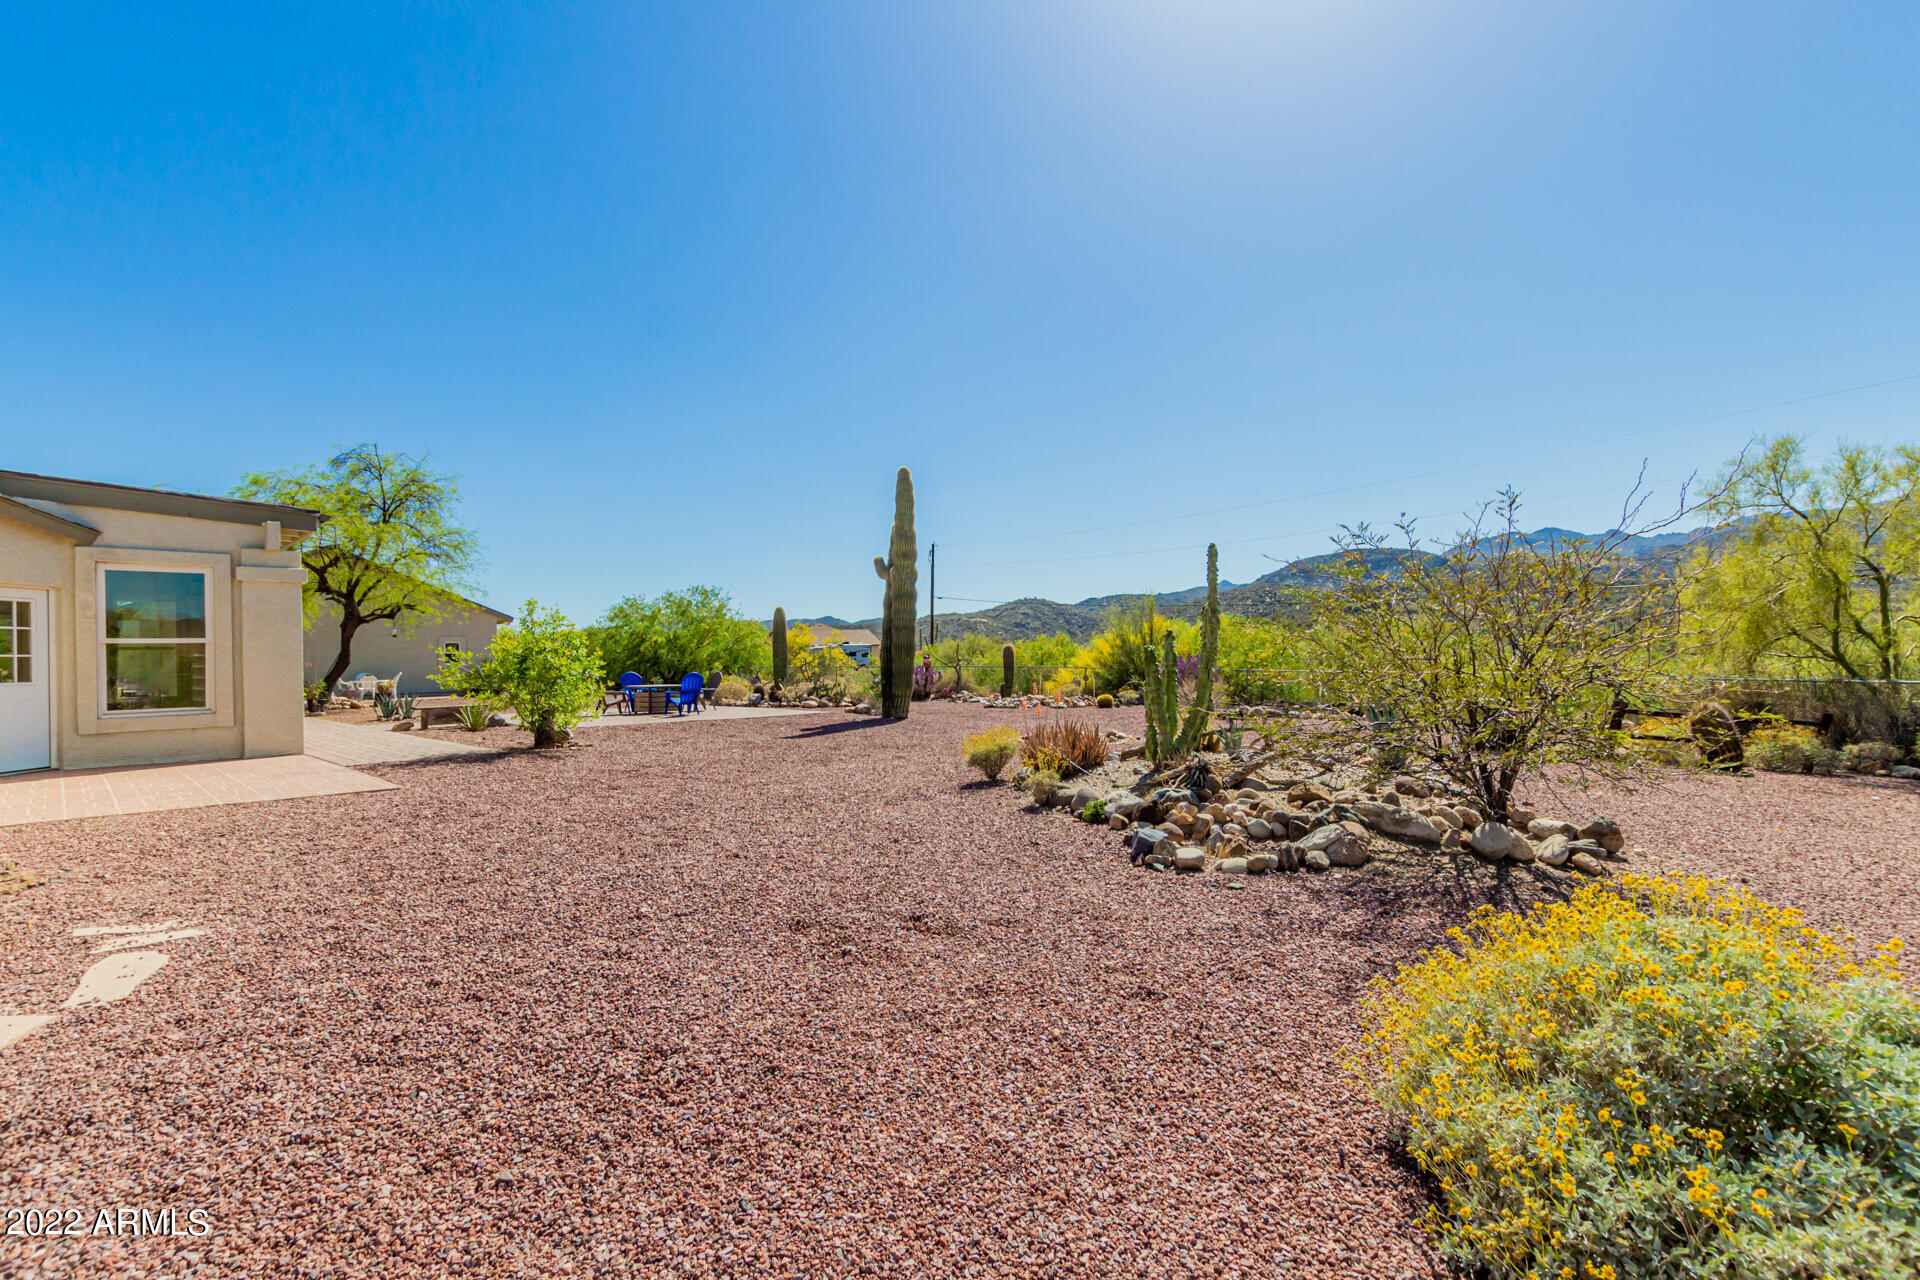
[764,615,857,631]
[779,524,1740,644]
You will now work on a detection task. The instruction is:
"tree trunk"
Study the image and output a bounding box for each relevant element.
[531,718,558,749]
[320,614,366,694]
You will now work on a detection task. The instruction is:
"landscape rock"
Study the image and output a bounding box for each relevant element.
[1373,807,1445,845]
[1578,817,1625,853]
[1127,829,1170,863]
[1245,853,1277,873]
[1535,834,1572,867]
[1173,847,1206,872]
[1288,782,1332,807]
[391,720,415,732]
[1505,836,1538,863]
[1216,857,1248,875]
[1894,765,1920,780]
[1391,775,1430,799]
[1506,806,1537,828]
[1244,818,1273,841]
[1567,851,1608,877]
[1469,823,1519,858]
[1528,818,1578,841]
[1302,849,1331,872]
[1107,814,1128,830]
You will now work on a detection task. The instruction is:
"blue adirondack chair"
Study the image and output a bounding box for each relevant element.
[666,672,704,716]
[617,671,645,715]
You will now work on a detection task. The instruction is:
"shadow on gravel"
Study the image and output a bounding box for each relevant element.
[784,718,900,738]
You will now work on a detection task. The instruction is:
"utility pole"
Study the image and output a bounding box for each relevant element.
[927,542,937,646]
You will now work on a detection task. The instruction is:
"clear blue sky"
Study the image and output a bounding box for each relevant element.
[4,3,1917,623]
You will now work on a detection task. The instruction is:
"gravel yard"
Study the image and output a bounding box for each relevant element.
[3,703,1915,1278]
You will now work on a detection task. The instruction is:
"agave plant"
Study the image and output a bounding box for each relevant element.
[454,702,493,732]
[373,693,397,720]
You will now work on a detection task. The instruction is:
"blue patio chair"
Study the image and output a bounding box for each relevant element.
[614,670,645,715]
[666,672,704,716]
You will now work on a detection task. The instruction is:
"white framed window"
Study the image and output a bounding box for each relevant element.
[440,638,465,658]
[98,565,212,714]
[0,598,34,684]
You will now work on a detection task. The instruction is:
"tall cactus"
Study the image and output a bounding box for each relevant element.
[771,607,788,685]
[1001,642,1016,697]
[1142,543,1221,764]
[872,467,918,718]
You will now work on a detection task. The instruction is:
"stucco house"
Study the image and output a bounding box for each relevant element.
[304,594,513,697]
[0,469,320,774]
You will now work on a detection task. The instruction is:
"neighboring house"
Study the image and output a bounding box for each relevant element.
[304,594,513,696]
[0,469,319,774]
[818,628,880,667]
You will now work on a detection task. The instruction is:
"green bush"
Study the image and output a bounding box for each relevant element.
[960,725,1019,781]
[1360,875,1920,1280]
[437,601,603,748]
[1844,741,1905,774]
[1023,768,1061,806]
[1080,798,1107,824]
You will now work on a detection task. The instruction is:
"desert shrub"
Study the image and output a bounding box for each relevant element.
[960,725,1019,781]
[1115,686,1141,705]
[453,701,494,732]
[783,624,857,700]
[1359,874,1920,1280]
[1080,798,1107,824]
[436,601,603,749]
[589,585,769,683]
[1095,693,1114,709]
[1746,725,1828,773]
[1020,715,1108,775]
[1023,767,1061,806]
[715,675,752,706]
[1843,741,1905,774]
[1043,668,1085,698]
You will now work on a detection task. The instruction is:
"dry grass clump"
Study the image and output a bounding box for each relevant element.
[1358,874,1920,1280]
[715,675,753,706]
[1019,714,1108,776]
[960,725,1020,782]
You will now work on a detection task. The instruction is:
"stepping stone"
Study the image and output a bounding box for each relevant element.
[0,1015,56,1051]
[89,928,205,955]
[62,952,168,1010]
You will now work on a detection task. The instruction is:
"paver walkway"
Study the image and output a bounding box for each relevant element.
[0,755,395,827]
[301,717,498,766]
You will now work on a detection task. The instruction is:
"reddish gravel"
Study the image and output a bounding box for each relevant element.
[2,704,1913,1278]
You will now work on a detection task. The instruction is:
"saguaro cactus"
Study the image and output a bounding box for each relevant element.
[771,607,788,685]
[1142,543,1221,764]
[872,467,918,718]
[1001,643,1016,697]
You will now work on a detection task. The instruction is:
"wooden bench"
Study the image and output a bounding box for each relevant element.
[413,696,479,729]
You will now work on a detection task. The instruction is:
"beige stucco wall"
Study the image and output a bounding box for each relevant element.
[0,499,307,770]
[305,599,505,696]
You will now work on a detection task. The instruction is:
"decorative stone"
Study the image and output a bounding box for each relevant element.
[1174,847,1206,872]
[1469,823,1519,858]
[1505,836,1538,863]
[1288,782,1332,807]
[1578,817,1625,853]
[1127,829,1170,863]
[1535,834,1572,867]
[1374,807,1445,845]
[1216,857,1248,875]
[1245,853,1277,873]
[391,720,416,732]
[1528,818,1578,841]
[1302,849,1331,872]
[1108,814,1128,830]
[1392,775,1430,799]
[1568,851,1608,876]
[1506,806,1537,828]
[1245,818,1273,841]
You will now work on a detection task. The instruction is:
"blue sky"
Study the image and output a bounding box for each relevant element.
[4,2,1917,623]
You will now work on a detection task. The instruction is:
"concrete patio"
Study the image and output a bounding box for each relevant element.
[0,754,395,828]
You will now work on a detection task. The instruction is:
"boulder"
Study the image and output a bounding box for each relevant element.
[1535,834,1572,867]
[1567,851,1608,877]
[1288,782,1332,807]
[1143,851,1174,871]
[1302,849,1332,872]
[1425,807,1460,831]
[1216,857,1249,875]
[1173,847,1206,872]
[1578,817,1625,853]
[1374,807,1445,845]
[1505,836,1538,863]
[1191,814,1213,839]
[1245,852,1278,873]
[1893,765,1920,780]
[1469,822,1514,856]
[1106,794,1145,820]
[1067,785,1101,814]
[1244,818,1273,841]
[1127,829,1170,863]
[1528,818,1578,841]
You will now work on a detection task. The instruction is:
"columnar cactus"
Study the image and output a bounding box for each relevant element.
[771,607,788,685]
[1142,543,1221,764]
[871,467,918,718]
[1001,643,1016,697]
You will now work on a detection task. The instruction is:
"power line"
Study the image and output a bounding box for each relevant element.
[942,367,1920,550]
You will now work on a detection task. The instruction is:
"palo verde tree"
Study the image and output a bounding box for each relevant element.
[1682,435,1920,739]
[235,443,480,693]
[1295,486,1685,821]
[588,586,770,683]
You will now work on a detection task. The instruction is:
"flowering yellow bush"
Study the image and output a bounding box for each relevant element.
[959,725,1020,782]
[1358,875,1920,1279]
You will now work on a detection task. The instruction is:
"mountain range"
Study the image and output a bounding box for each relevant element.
[775,524,1731,643]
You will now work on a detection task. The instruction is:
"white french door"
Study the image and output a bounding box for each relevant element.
[0,589,52,773]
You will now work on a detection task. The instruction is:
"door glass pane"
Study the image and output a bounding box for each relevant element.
[13,621,28,655]
[13,657,28,683]
[105,643,208,710]
[103,571,206,639]
[0,658,11,681]
[0,601,11,626]
[13,601,27,628]
[0,629,9,656]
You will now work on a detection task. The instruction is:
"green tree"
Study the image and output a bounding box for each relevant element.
[589,586,771,683]
[235,443,480,692]
[784,623,858,699]
[1292,489,1681,821]
[437,601,602,748]
[1682,436,1920,734]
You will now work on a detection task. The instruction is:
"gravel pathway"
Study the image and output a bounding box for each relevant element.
[3,704,1913,1277]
